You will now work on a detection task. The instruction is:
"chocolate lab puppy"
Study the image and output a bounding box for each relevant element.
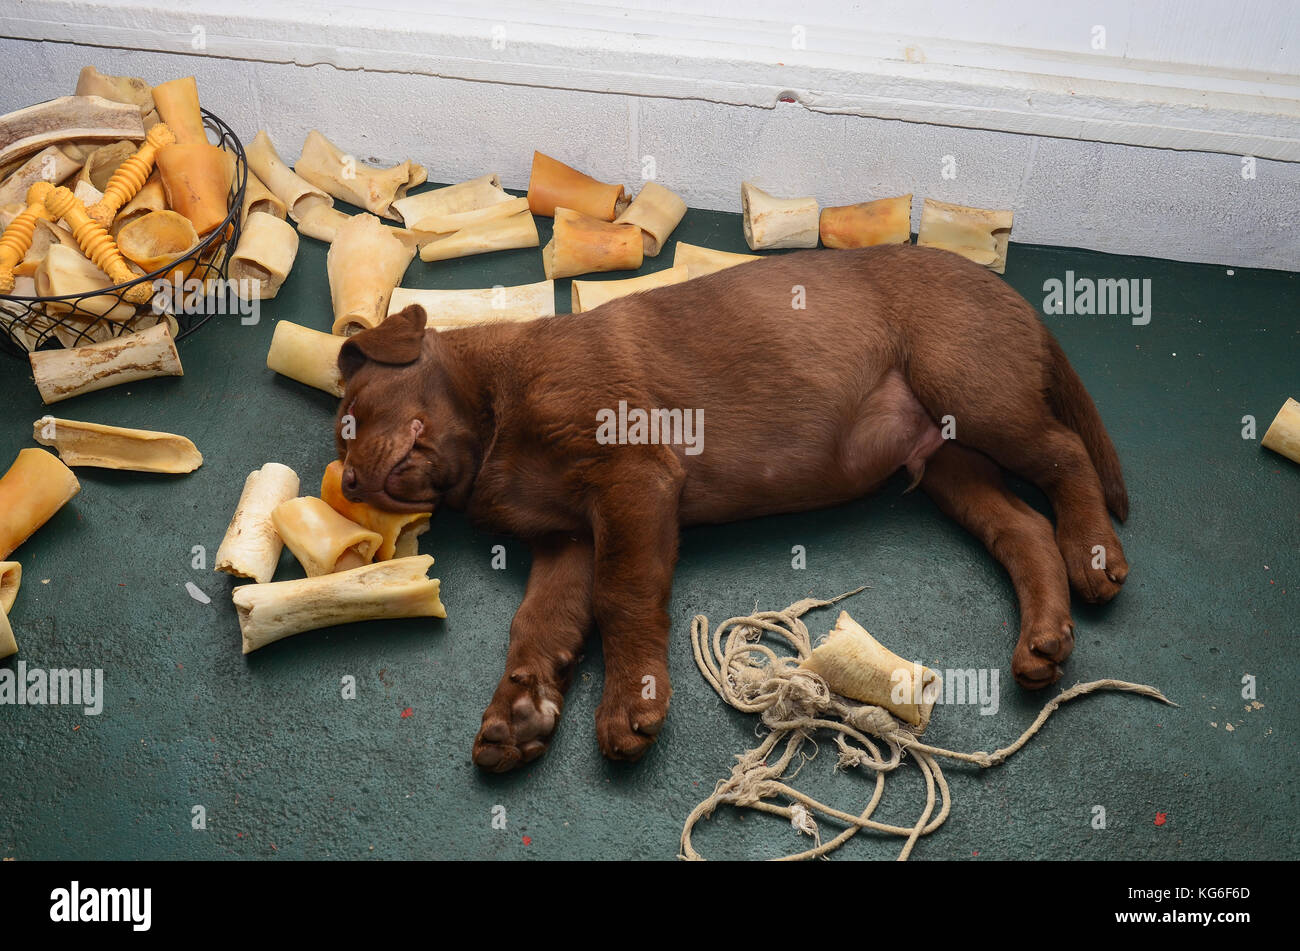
[335,244,1129,772]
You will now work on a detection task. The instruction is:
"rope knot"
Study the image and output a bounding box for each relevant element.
[843,704,899,737]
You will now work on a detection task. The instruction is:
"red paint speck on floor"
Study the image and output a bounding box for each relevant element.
[522,836,532,846]
[972,850,979,857]
[400,707,413,718]
[1154,812,1168,826]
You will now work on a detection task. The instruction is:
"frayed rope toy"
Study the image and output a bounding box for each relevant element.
[680,588,1175,860]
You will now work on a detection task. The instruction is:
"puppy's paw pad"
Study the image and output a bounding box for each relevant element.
[472,673,564,773]
[595,688,670,762]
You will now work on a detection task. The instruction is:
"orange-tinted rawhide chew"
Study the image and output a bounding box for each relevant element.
[86,123,176,227]
[0,182,56,293]
[42,185,151,303]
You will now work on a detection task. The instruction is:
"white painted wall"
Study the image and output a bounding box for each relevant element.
[1,1,1297,269]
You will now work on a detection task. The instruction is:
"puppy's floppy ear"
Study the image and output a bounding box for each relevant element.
[339,305,427,380]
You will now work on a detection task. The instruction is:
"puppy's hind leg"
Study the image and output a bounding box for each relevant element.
[473,535,595,772]
[921,442,1075,689]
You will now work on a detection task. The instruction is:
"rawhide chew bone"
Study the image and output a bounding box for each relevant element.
[0,146,82,207]
[85,124,175,226]
[527,151,627,220]
[296,205,430,249]
[321,460,430,561]
[265,321,345,396]
[294,130,426,220]
[542,207,642,279]
[42,185,151,302]
[740,182,819,250]
[916,198,1013,273]
[215,463,300,584]
[244,130,333,223]
[0,96,144,169]
[417,210,539,263]
[800,610,939,729]
[613,182,687,257]
[1261,397,1300,464]
[29,320,183,405]
[116,210,200,284]
[390,173,509,227]
[35,244,140,322]
[0,182,56,292]
[33,416,203,473]
[272,496,382,577]
[114,172,166,231]
[819,194,913,248]
[571,266,688,313]
[76,140,136,193]
[327,212,416,335]
[155,142,234,235]
[149,76,206,146]
[232,555,446,654]
[388,280,555,329]
[0,448,81,560]
[671,241,760,280]
[0,561,19,659]
[229,211,299,300]
[75,66,157,126]
[240,169,287,221]
[407,197,529,236]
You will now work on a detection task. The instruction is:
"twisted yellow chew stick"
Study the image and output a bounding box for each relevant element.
[87,123,175,227]
[43,185,151,303]
[0,182,55,293]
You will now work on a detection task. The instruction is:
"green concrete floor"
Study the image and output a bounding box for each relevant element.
[0,193,1296,861]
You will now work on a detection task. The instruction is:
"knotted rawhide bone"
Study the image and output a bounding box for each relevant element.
[321,460,430,561]
[527,151,628,220]
[0,448,81,561]
[232,555,446,654]
[0,560,19,658]
[819,194,913,248]
[33,416,203,473]
[42,184,151,302]
[265,321,345,395]
[86,123,175,226]
[1261,397,1300,464]
[741,182,819,250]
[294,129,426,220]
[0,182,56,292]
[28,320,183,405]
[215,462,300,584]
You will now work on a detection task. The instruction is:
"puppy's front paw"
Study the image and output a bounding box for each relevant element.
[595,668,671,762]
[1012,615,1075,689]
[472,661,570,773]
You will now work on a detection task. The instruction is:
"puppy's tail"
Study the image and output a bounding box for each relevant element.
[1045,334,1130,522]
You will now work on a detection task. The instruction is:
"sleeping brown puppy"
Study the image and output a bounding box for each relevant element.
[335,244,1129,772]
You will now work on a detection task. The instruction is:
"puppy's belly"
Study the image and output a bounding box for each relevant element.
[678,370,944,524]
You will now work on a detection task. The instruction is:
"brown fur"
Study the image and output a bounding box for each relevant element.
[335,244,1129,771]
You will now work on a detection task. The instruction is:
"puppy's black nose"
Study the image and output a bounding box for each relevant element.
[342,465,361,500]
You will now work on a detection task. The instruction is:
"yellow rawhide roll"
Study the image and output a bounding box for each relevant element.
[417,211,539,263]
[214,462,300,584]
[155,142,233,235]
[33,416,203,473]
[1261,397,1300,464]
[0,448,82,560]
[0,560,19,658]
[614,182,687,256]
[542,207,643,279]
[243,130,333,223]
[819,195,913,248]
[232,555,446,654]
[672,242,760,279]
[295,205,430,249]
[387,281,555,329]
[800,610,940,729]
[390,173,509,227]
[266,321,345,396]
[527,151,626,220]
[320,460,430,561]
[272,496,383,578]
[294,129,426,220]
[408,196,528,236]
[150,76,206,146]
[327,213,416,335]
[916,198,1013,273]
[114,172,167,232]
[28,321,183,405]
[229,211,299,300]
[240,169,287,222]
[571,266,688,313]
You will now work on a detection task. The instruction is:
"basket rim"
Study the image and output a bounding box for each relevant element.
[0,107,247,303]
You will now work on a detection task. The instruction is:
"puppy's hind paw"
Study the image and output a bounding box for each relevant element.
[472,669,566,773]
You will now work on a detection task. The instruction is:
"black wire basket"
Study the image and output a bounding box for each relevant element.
[0,108,247,357]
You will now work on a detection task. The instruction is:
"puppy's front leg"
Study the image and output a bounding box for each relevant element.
[590,475,681,761]
[473,535,594,772]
